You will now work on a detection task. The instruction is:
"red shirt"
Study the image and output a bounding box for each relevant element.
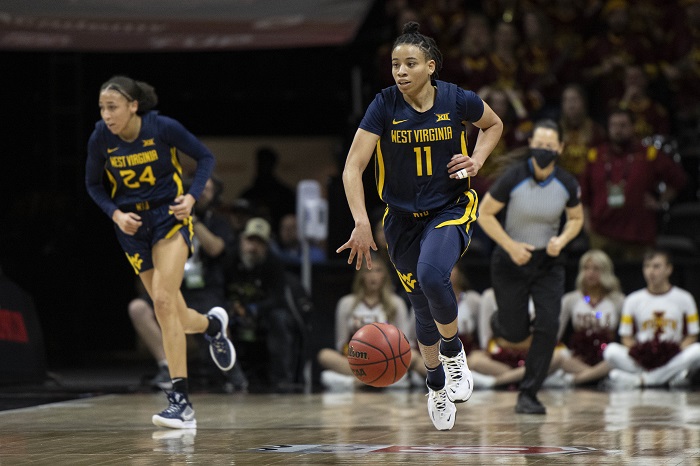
[580,143,687,245]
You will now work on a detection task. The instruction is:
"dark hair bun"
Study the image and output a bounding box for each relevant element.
[402,21,420,35]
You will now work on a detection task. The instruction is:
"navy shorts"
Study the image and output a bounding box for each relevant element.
[115,201,193,275]
[383,190,478,294]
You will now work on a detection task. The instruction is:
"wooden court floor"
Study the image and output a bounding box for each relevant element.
[1,387,700,465]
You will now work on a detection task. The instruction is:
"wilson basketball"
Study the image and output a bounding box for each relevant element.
[347,322,412,387]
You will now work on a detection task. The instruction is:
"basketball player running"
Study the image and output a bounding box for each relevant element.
[85,76,235,429]
[337,22,503,430]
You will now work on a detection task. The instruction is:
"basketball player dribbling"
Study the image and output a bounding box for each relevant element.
[336,22,503,430]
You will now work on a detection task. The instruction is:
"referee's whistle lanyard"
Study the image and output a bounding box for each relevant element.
[604,152,635,209]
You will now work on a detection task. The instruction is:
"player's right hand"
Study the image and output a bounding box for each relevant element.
[507,241,535,266]
[112,210,142,235]
[336,222,377,270]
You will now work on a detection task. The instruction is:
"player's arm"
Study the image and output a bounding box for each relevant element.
[336,128,380,270]
[477,193,534,266]
[469,101,503,173]
[448,101,502,178]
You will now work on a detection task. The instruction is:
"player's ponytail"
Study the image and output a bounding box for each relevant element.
[393,21,443,81]
[100,75,158,115]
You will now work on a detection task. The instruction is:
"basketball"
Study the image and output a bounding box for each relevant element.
[347,322,412,387]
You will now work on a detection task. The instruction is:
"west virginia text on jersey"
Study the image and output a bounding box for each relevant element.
[85,111,215,219]
[359,80,484,214]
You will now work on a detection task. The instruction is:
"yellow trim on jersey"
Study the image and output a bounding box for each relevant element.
[687,313,698,323]
[436,190,478,231]
[621,314,633,325]
[171,147,184,196]
[375,140,385,201]
[460,126,471,190]
[106,170,118,198]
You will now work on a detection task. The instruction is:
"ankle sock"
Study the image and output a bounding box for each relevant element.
[426,364,445,390]
[205,315,222,336]
[172,377,189,397]
[440,333,463,357]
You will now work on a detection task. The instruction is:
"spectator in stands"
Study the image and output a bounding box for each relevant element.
[517,8,565,117]
[239,147,296,232]
[271,213,326,265]
[580,109,687,261]
[603,249,700,388]
[558,84,606,176]
[317,255,425,390]
[487,21,521,93]
[580,0,656,121]
[226,217,302,393]
[609,64,671,139]
[468,87,532,196]
[442,13,495,93]
[662,0,700,132]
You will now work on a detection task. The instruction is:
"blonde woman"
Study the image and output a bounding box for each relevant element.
[555,249,625,386]
[317,257,425,389]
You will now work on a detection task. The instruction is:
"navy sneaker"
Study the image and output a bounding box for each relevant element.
[204,307,236,371]
[152,391,197,429]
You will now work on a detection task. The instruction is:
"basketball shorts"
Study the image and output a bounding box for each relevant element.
[383,190,478,294]
[114,200,193,275]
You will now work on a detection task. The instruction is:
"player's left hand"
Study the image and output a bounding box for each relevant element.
[546,236,565,257]
[447,153,481,179]
[170,194,196,220]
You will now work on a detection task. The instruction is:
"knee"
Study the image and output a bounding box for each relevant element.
[128,298,153,323]
[152,292,176,319]
[602,342,627,363]
[416,263,449,297]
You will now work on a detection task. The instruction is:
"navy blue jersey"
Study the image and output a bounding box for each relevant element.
[359,80,484,214]
[85,111,215,219]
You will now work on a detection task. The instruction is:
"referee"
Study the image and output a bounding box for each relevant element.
[477,119,583,414]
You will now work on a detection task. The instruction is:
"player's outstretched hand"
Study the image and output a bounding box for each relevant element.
[112,210,142,236]
[170,194,195,221]
[336,222,377,270]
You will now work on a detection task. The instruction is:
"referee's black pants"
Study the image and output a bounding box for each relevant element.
[490,247,565,396]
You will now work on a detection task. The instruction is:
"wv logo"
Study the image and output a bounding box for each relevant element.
[397,271,417,293]
[435,113,450,122]
[142,138,155,147]
[126,252,144,274]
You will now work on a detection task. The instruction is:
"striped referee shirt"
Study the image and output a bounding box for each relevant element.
[488,159,580,249]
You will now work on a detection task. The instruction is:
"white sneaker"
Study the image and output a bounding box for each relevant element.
[320,370,355,391]
[427,387,456,430]
[608,369,642,389]
[439,348,473,402]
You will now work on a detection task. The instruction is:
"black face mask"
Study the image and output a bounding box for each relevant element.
[531,148,558,168]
